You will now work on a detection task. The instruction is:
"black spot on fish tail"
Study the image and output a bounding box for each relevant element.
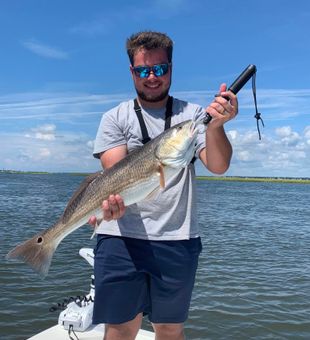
[6,232,57,278]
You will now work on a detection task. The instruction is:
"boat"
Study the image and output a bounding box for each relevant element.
[27,248,155,340]
[28,324,155,340]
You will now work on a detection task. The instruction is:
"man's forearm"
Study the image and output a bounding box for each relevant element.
[205,126,232,174]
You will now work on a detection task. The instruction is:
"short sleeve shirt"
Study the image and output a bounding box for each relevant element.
[93,98,206,240]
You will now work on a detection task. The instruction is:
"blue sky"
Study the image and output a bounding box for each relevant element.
[1,0,309,177]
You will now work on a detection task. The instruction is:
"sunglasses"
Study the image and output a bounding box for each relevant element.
[132,63,170,78]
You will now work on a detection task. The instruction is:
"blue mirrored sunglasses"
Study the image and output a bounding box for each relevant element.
[133,63,170,78]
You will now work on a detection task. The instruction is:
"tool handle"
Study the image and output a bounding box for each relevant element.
[204,64,257,125]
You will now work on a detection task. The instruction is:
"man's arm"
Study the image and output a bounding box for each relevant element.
[100,144,127,169]
[199,83,238,174]
[199,126,232,174]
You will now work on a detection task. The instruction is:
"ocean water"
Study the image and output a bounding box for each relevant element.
[0,173,309,339]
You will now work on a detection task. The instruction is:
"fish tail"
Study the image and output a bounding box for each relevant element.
[6,232,58,278]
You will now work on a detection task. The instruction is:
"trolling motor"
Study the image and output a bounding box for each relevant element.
[203,64,264,139]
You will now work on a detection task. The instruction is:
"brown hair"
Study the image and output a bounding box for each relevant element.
[126,31,173,65]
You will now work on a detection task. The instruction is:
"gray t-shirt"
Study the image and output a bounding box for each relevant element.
[93,97,206,240]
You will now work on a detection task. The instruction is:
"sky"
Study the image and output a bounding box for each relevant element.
[0,0,309,177]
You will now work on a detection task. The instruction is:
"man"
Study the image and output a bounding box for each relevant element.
[90,31,238,340]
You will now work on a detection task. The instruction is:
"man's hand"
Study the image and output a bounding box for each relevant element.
[205,83,238,129]
[88,194,126,228]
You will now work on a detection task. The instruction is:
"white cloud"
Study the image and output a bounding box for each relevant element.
[1,129,98,173]
[39,148,51,157]
[304,126,310,139]
[222,124,310,177]
[87,140,95,148]
[275,126,292,137]
[227,130,238,141]
[1,88,310,176]
[0,92,129,121]
[236,150,251,161]
[30,124,56,141]
[275,126,301,146]
[22,40,69,60]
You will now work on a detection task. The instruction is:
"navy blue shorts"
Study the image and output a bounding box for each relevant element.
[93,235,202,324]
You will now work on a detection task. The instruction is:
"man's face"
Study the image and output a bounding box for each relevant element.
[130,48,171,104]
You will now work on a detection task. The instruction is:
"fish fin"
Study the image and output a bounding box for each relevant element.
[90,218,103,239]
[157,164,165,189]
[61,172,104,224]
[6,232,58,278]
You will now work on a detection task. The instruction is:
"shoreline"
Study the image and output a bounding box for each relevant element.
[196,176,310,184]
[1,171,309,184]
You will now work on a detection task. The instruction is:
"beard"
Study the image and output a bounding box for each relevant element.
[134,72,172,103]
[135,87,170,103]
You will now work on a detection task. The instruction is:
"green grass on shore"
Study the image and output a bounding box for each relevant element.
[196,176,310,184]
[1,170,309,184]
[0,170,50,175]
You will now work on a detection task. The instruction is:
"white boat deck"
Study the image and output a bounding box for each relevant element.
[27,250,155,339]
[28,324,155,340]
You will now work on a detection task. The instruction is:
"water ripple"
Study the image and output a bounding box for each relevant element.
[1,175,310,339]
